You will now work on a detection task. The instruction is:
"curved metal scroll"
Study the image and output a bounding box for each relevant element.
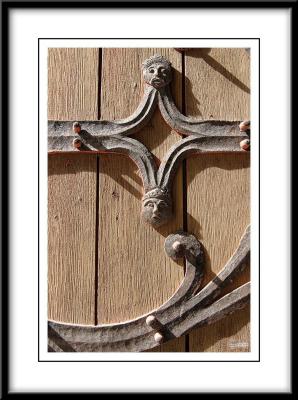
[157,135,246,189]
[158,86,242,138]
[49,85,158,139]
[48,55,249,152]
[48,226,250,352]
[49,130,247,228]
[47,54,251,351]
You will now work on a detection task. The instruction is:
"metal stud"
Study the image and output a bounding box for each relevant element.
[146,315,164,331]
[240,139,250,151]
[239,120,250,132]
[73,138,82,149]
[72,121,81,134]
[172,241,182,252]
[154,332,164,344]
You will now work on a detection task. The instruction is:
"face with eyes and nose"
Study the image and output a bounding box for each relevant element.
[141,189,173,227]
[142,55,172,89]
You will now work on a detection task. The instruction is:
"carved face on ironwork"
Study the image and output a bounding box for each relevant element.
[142,55,172,89]
[141,188,172,227]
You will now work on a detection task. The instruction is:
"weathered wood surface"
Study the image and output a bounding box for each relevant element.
[48,225,249,352]
[96,48,185,351]
[48,48,250,352]
[185,48,250,352]
[48,48,99,121]
[48,84,158,141]
[49,281,250,352]
[48,48,99,324]
[48,126,248,233]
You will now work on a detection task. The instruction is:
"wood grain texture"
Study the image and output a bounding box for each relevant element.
[48,47,250,353]
[48,48,99,324]
[185,48,250,352]
[97,48,185,357]
[185,48,250,120]
[188,308,250,352]
[48,48,99,121]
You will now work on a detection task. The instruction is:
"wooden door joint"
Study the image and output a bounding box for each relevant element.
[48,55,251,352]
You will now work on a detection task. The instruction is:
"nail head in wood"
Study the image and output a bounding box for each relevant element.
[240,139,250,151]
[73,122,81,134]
[146,315,156,327]
[172,241,182,252]
[154,332,164,344]
[73,138,82,149]
[239,120,250,132]
[146,315,164,331]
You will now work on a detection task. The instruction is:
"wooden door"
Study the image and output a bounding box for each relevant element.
[48,47,250,352]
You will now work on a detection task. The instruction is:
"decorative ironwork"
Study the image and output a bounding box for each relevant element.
[48,55,251,352]
[48,227,250,352]
[48,54,250,228]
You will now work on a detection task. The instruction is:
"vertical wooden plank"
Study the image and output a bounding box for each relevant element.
[48,48,99,121]
[48,48,99,324]
[184,48,250,120]
[188,309,250,352]
[185,48,251,352]
[98,48,185,351]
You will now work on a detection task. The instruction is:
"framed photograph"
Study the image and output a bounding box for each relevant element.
[44,41,254,360]
[2,1,292,395]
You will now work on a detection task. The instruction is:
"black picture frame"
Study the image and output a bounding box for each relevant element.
[1,0,294,396]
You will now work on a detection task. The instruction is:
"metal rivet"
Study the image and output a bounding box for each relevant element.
[154,332,164,344]
[73,122,81,134]
[240,139,250,151]
[146,315,163,331]
[172,241,182,252]
[239,120,250,132]
[73,138,82,149]
[146,315,156,327]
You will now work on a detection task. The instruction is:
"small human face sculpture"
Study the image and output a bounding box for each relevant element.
[141,189,173,227]
[142,55,172,89]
